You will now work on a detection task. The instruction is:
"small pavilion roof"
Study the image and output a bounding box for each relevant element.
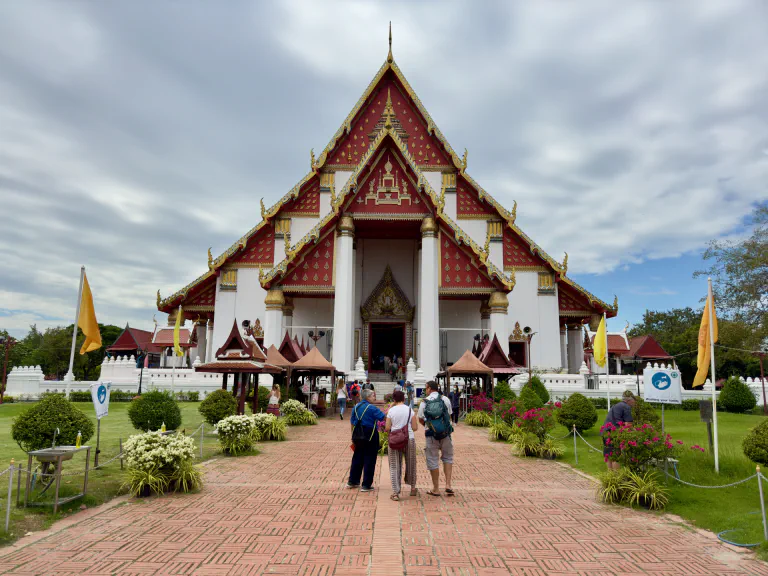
[108,324,162,354]
[195,360,282,374]
[153,326,193,347]
[478,334,522,375]
[279,331,304,363]
[447,350,493,376]
[625,335,672,360]
[292,347,336,372]
[265,345,292,368]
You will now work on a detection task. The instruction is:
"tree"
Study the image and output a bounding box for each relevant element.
[694,205,767,328]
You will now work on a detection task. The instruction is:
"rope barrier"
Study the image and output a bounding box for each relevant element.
[575,430,603,454]
[661,470,758,489]
[0,468,10,479]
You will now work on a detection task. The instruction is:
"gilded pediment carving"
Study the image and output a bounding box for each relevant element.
[361,265,414,322]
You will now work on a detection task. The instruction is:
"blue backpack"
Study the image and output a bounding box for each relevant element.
[424,393,452,440]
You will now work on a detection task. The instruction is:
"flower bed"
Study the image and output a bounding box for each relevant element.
[123,431,201,496]
[508,404,563,459]
[217,415,258,455]
[601,422,679,471]
[281,399,318,426]
[252,413,287,441]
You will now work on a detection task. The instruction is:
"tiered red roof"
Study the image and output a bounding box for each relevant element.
[328,74,449,169]
[281,231,335,292]
[588,333,630,355]
[153,327,192,347]
[478,334,521,375]
[626,335,672,360]
[278,331,304,363]
[279,179,320,217]
[457,177,495,220]
[438,227,499,294]
[107,325,161,354]
[231,226,275,267]
[184,281,216,310]
[503,228,549,271]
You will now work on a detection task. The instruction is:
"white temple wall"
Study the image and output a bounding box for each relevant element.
[357,239,418,306]
[292,298,334,331]
[440,300,481,364]
[212,276,237,355]
[336,171,352,194]
[506,271,560,370]
[458,219,488,253]
[354,244,364,331]
[234,268,267,333]
[290,216,321,244]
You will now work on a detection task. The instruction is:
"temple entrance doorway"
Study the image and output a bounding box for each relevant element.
[369,323,405,373]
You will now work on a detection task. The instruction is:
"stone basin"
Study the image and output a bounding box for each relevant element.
[32,446,78,463]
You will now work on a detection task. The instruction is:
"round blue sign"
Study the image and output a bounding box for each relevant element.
[651,372,671,391]
[97,384,107,404]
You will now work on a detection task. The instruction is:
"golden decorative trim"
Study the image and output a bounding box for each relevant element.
[265,289,285,310]
[488,291,509,312]
[360,265,414,322]
[275,218,291,235]
[220,269,238,291]
[338,215,355,236]
[456,214,494,220]
[183,305,215,313]
[487,221,503,238]
[439,287,495,295]
[281,286,336,294]
[441,172,456,190]
[420,216,438,236]
[559,310,593,317]
[505,265,549,273]
[351,213,430,220]
[279,211,320,218]
[561,252,568,275]
[235,262,271,269]
[509,322,525,342]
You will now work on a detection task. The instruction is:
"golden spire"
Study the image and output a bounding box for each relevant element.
[461,148,468,173]
[387,22,393,63]
[207,247,214,271]
[260,198,267,219]
[613,294,619,311]
[561,252,568,275]
[310,148,316,170]
[156,290,161,308]
[508,200,517,225]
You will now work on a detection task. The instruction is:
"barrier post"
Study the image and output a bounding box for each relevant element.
[758,466,768,541]
[5,460,13,531]
[15,464,21,508]
[119,438,123,470]
[200,423,204,459]
[573,425,578,465]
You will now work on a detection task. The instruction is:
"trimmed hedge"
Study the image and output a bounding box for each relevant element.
[681,398,701,411]
[12,395,94,452]
[128,390,182,431]
[69,389,135,403]
[199,389,238,426]
[632,397,660,427]
[744,419,768,466]
[557,392,598,432]
[719,376,757,414]
[519,385,544,411]
[528,375,550,404]
[494,381,517,403]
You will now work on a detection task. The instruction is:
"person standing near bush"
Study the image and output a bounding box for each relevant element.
[602,390,636,470]
[385,390,418,500]
[405,381,414,409]
[337,379,348,420]
[267,384,281,416]
[448,385,460,424]
[419,380,455,497]
[348,389,386,492]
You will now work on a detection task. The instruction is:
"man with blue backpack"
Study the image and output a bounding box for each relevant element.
[418,380,455,497]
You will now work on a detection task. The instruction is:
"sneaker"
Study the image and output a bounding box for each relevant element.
[346,483,360,489]
[340,414,343,420]
[360,486,374,492]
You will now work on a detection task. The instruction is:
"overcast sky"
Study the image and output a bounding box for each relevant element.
[1,0,767,338]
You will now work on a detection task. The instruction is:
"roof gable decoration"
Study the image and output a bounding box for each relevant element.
[278,331,304,363]
[216,321,256,359]
[361,265,414,322]
[478,334,520,373]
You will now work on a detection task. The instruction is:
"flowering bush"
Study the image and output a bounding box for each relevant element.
[494,399,521,426]
[281,399,318,425]
[470,393,494,413]
[601,422,680,472]
[281,399,306,416]
[516,406,556,442]
[252,413,287,441]
[217,415,258,455]
[465,411,492,427]
[123,431,201,496]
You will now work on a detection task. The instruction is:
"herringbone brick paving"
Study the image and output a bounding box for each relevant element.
[0,418,766,575]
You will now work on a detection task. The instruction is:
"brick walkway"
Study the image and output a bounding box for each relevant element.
[1,418,767,575]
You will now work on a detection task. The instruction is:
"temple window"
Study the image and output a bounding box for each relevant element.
[538,272,555,294]
[275,218,291,236]
[486,220,503,239]
[220,269,238,291]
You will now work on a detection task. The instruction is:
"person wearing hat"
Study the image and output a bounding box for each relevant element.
[601,390,636,470]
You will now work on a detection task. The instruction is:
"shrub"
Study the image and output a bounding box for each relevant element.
[465,411,492,427]
[681,398,701,411]
[488,421,515,441]
[199,389,237,426]
[123,431,201,496]
[538,438,565,459]
[519,385,543,411]
[188,391,200,402]
[632,397,660,427]
[128,389,182,432]
[602,421,680,472]
[494,381,516,403]
[252,386,270,413]
[557,393,598,433]
[281,399,306,416]
[597,469,628,505]
[470,393,493,413]
[281,399,317,425]
[510,431,540,457]
[719,376,757,413]
[12,395,95,452]
[528,375,550,404]
[743,419,768,465]
[69,389,133,402]
[515,406,556,442]
[495,400,521,426]
[217,415,258,455]
[252,413,287,441]
[2,395,14,403]
[621,470,669,510]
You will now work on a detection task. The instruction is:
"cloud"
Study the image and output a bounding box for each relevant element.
[0,0,766,334]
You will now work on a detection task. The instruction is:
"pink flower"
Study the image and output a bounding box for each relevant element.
[677,440,683,445]
[538,418,544,423]
[652,437,659,442]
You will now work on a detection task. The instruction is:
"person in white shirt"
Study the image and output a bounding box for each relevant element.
[385,390,418,500]
[418,380,455,496]
[336,379,348,420]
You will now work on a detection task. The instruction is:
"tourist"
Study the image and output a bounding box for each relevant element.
[363,379,375,392]
[405,381,414,408]
[389,358,397,381]
[418,380,455,496]
[393,380,403,393]
[396,360,404,381]
[384,355,391,375]
[448,385,460,424]
[347,389,386,492]
[385,390,418,500]
[337,379,348,419]
[267,384,281,416]
[349,380,361,406]
[602,390,636,470]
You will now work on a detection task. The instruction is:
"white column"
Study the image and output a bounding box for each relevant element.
[615,356,622,375]
[332,215,355,373]
[206,320,214,362]
[560,327,567,370]
[567,324,583,374]
[488,291,509,343]
[264,289,285,350]
[418,217,440,379]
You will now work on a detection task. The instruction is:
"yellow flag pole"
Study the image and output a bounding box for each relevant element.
[708,277,719,473]
[604,313,609,410]
[64,266,85,396]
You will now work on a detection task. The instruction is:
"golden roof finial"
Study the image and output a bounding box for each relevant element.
[508,200,517,225]
[387,22,393,63]
[613,294,619,311]
[561,252,568,275]
[384,87,394,129]
[461,148,468,173]
[207,247,214,271]
[260,198,267,220]
[483,228,491,257]
[156,290,161,308]
[310,148,316,171]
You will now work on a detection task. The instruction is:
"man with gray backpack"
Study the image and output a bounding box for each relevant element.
[418,380,455,496]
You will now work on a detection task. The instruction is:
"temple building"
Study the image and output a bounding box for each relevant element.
[157,34,617,381]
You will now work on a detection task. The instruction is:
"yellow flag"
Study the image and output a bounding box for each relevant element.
[173,306,183,357]
[78,273,102,354]
[693,294,719,387]
[593,315,607,368]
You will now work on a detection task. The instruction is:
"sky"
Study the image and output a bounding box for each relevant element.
[1,0,767,339]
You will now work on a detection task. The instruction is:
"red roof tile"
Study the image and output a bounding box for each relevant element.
[626,335,672,359]
[153,327,192,347]
[588,334,630,354]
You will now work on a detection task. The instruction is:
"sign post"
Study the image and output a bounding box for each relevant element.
[644,363,683,433]
[90,382,111,467]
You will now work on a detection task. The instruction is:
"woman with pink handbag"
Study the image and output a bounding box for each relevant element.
[385,390,419,500]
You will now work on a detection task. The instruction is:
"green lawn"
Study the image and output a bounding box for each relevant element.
[0,401,223,546]
[547,409,768,552]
